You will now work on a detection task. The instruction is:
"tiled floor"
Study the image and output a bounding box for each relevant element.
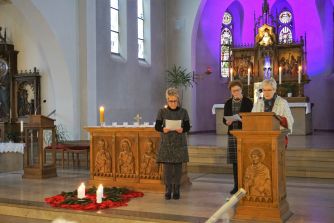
[0,169,333,223]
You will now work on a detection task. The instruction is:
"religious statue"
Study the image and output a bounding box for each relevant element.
[259,28,273,46]
[243,148,272,198]
[0,71,9,118]
[118,138,135,174]
[94,139,112,174]
[140,139,159,176]
[18,87,28,116]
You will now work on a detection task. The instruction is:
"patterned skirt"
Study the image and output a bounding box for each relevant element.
[227,134,237,164]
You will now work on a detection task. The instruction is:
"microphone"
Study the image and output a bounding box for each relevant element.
[35,99,47,115]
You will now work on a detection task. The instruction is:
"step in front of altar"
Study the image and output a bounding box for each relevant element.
[188,146,334,178]
[0,200,206,223]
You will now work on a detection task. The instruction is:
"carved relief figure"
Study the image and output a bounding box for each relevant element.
[95,139,112,174]
[118,138,135,174]
[140,139,159,176]
[243,148,272,197]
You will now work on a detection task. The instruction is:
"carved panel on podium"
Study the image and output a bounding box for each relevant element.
[242,146,273,203]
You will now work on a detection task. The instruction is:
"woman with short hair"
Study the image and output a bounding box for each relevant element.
[252,78,294,133]
[155,88,190,200]
[223,80,253,195]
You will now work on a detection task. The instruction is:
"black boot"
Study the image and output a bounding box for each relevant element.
[230,163,238,195]
[172,184,180,200]
[165,184,172,200]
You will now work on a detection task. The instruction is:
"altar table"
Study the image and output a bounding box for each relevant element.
[212,102,312,135]
[85,126,189,191]
[0,143,25,172]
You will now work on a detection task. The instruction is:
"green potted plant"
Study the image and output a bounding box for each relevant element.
[166,64,193,104]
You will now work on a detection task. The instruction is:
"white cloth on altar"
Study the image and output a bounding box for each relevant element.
[0,143,25,154]
[212,104,225,115]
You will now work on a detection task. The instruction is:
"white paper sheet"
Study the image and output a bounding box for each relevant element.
[224,114,242,122]
[165,119,182,130]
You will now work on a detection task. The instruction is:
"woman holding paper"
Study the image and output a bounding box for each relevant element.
[252,78,294,144]
[223,80,253,195]
[155,88,190,200]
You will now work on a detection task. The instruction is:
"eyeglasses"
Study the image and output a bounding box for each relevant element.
[231,88,242,93]
[168,100,178,103]
[262,89,274,92]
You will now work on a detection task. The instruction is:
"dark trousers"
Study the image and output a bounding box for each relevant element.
[232,163,238,189]
[163,163,182,185]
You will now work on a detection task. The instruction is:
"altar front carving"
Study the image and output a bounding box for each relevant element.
[85,127,189,191]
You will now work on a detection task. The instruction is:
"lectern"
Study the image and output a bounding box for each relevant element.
[23,115,57,178]
[231,112,292,222]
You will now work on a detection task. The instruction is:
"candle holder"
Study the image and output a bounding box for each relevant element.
[20,132,23,143]
[100,122,106,127]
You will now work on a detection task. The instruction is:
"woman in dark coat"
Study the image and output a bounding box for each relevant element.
[155,88,190,200]
[223,80,253,195]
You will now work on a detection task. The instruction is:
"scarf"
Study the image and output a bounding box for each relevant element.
[264,93,277,112]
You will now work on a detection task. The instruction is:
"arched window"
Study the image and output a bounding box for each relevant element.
[110,0,119,53]
[278,10,293,44]
[220,12,233,78]
[137,0,144,59]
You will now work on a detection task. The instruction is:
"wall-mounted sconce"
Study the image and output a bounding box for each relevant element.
[193,66,212,84]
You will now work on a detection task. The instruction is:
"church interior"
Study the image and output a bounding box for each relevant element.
[0,0,333,222]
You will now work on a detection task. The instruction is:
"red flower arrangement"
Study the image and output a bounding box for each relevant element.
[45,186,144,210]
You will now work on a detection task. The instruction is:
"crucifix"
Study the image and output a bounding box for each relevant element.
[133,113,142,125]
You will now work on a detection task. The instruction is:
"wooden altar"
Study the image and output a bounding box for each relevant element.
[85,126,189,191]
[231,112,292,222]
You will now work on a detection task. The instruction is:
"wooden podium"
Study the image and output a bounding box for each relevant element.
[23,115,57,179]
[231,112,292,222]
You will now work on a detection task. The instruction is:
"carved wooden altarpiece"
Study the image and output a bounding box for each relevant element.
[230,1,310,100]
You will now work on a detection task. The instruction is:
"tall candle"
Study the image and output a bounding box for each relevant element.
[298,66,302,84]
[99,106,105,123]
[20,121,24,133]
[247,68,251,85]
[96,184,103,204]
[230,68,233,81]
[279,66,282,85]
[77,182,85,199]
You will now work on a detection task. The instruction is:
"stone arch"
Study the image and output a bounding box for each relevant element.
[10,0,75,137]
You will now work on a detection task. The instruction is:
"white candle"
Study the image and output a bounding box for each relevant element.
[230,68,233,81]
[20,121,24,133]
[279,66,282,85]
[77,182,85,199]
[298,66,302,84]
[96,184,103,204]
[247,68,251,85]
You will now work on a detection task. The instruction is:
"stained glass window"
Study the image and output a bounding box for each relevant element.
[278,10,294,44]
[221,12,233,78]
[279,11,292,24]
[137,0,144,59]
[279,27,292,43]
[223,12,232,25]
[110,0,119,53]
